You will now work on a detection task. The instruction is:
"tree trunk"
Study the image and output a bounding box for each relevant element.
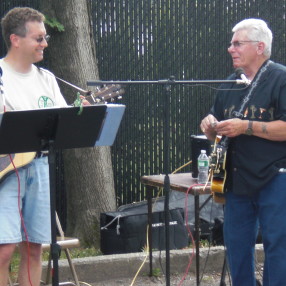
[40,0,116,247]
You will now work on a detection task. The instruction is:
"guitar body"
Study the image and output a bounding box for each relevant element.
[210,136,228,204]
[0,152,36,182]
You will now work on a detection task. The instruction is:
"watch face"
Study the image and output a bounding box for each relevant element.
[245,120,253,135]
[245,128,253,136]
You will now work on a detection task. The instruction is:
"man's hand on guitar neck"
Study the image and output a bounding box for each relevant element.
[201,116,247,140]
[80,95,91,105]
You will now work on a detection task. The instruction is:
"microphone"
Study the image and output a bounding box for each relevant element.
[235,68,251,86]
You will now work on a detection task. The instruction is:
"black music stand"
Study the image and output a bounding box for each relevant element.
[0,104,125,286]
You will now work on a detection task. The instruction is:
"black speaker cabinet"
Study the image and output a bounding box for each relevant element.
[191,135,211,178]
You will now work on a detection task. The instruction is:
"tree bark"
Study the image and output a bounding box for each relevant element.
[40,0,116,247]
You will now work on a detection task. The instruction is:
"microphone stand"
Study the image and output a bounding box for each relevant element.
[87,78,245,86]
[87,76,242,286]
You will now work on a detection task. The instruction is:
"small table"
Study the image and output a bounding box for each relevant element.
[141,172,211,286]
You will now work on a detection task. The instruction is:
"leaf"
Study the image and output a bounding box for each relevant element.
[45,15,65,32]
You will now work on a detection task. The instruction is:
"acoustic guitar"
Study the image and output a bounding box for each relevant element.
[209,136,229,204]
[0,84,124,182]
[84,84,124,104]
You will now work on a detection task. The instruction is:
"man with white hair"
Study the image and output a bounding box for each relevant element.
[201,18,286,285]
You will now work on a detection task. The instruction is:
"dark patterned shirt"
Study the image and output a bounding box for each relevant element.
[210,60,286,196]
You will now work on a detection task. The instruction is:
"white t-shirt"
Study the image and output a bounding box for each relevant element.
[0,59,67,111]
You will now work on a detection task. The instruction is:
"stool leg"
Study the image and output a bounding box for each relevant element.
[64,249,80,286]
[55,212,80,286]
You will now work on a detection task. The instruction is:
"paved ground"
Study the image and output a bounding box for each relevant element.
[90,271,263,285]
[90,271,233,285]
[43,245,264,286]
[63,269,263,286]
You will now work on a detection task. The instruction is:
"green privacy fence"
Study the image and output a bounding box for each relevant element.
[1,1,286,207]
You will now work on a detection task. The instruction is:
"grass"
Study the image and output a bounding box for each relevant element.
[43,246,102,260]
[151,267,162,277]
[10,246,101,281]
[188,238,213,249]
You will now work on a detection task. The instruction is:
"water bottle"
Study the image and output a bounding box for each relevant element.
[197,150,209,184]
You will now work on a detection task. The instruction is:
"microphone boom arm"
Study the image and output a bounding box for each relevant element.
[87,78,247,86]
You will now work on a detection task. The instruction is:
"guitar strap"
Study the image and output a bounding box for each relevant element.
[37,66,92,95]
[219,60,272,150]
[232,60,272,119]
[0,67,5,112]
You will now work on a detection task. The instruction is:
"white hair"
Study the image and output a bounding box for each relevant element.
[232,18,273,58]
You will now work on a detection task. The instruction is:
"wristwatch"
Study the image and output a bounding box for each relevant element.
[245,120,253,136]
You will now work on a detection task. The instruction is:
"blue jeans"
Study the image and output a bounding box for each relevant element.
[224,173,286,286]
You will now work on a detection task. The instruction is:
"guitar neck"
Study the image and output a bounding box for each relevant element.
[217,136,230,150]
[86,84,124,104]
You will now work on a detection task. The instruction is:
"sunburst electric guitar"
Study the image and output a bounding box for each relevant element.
[209,136,229,204]
[0,84,125,182]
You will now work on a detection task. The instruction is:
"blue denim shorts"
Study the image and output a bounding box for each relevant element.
[0,156,51,244]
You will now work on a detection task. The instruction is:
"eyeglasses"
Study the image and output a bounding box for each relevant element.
[229,40,259,48]
[35,34,50,43]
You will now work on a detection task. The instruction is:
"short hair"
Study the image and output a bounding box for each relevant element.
[232,18,273,58]
[1,7,45,49]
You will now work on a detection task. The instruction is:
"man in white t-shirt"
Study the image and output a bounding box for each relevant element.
[0,7,67,286]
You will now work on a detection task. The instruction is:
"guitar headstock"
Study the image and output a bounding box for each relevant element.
[86,84,124,104]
